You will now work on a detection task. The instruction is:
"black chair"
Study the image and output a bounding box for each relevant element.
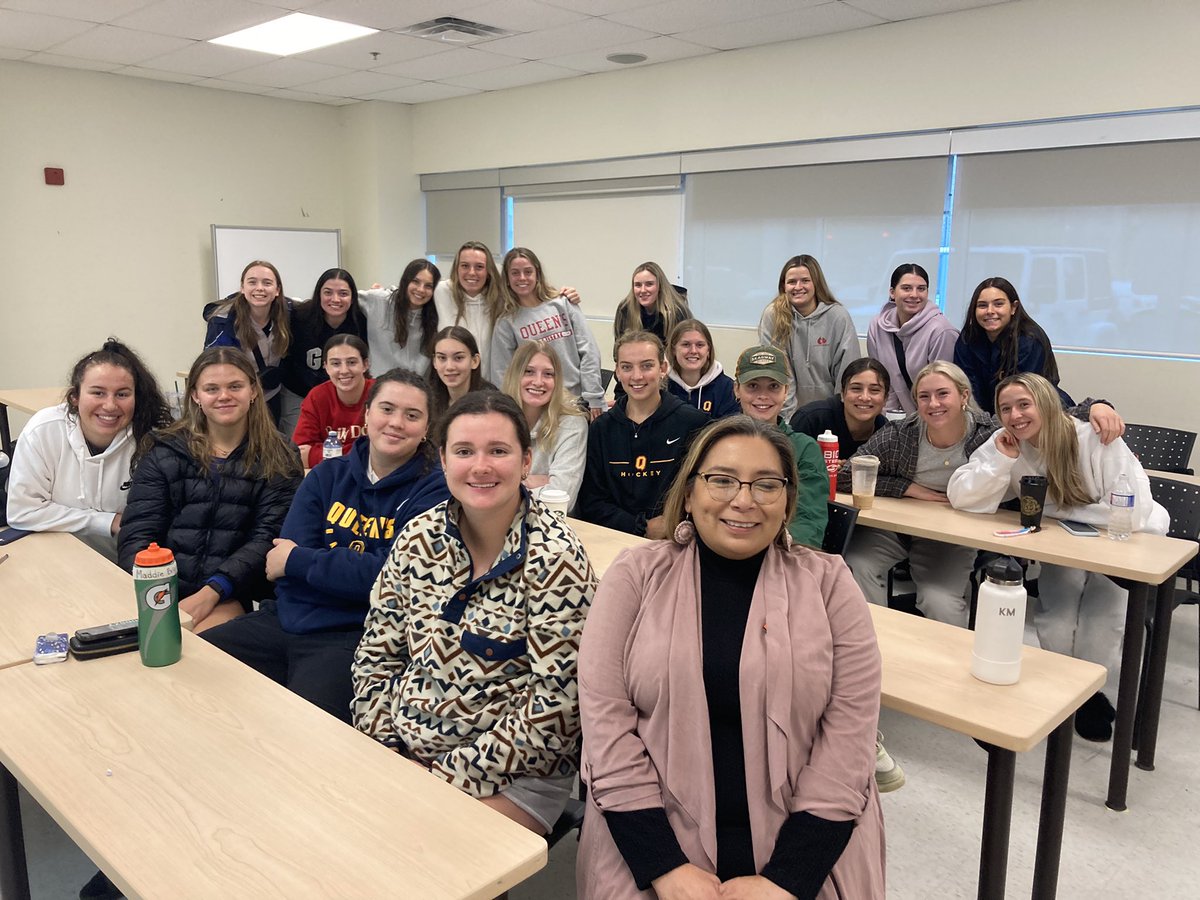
[822,500,858,556]
[546,797,585,848]
[1145,476,1200,708]
[600,368,614,392]
[1124,424,1196,475]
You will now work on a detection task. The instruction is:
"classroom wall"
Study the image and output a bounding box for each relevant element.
[411,0,1200,468]
[0,60,346,414]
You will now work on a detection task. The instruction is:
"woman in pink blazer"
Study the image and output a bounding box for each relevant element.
[577,415,886,900]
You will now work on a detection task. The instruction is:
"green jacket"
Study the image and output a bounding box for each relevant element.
[777,418,829,550]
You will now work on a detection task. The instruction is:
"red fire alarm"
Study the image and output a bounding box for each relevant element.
[44,167,65,186]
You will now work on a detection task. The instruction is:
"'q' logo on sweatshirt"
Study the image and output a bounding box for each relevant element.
[144,583,173,610]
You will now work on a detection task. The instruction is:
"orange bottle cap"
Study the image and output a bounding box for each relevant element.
[134,543,175,566]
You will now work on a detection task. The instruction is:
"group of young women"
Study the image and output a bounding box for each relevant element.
[3,241,1168,899]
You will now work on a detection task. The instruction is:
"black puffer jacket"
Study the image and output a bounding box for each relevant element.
[117,432,302,603]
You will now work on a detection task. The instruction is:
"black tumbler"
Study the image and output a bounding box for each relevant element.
[1019,475,1049,529]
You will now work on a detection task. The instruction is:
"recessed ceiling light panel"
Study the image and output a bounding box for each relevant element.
[210,13,377,56]
[606,52,648,65]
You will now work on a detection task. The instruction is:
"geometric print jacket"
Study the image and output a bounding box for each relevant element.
[352,495,598,798]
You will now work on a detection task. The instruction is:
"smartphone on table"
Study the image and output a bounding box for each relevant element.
[1059,519,1100,537]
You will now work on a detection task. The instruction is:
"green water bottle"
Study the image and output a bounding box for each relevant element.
[134,543,182,667]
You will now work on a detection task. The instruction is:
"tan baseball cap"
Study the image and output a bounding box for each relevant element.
[735,345,791,384]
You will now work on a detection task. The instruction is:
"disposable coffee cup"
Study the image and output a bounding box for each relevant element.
[1019,475,1049,529]
[538,487,570,517]
[850,456,880,510]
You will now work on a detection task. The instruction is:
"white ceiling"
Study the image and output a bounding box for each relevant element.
[0,0,1013,106]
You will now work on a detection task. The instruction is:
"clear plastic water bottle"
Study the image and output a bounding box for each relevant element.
[1107,471,1134,541]
[322,429,341,461]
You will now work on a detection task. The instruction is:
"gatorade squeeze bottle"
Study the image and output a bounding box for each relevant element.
[134,543,182,667]
[817,429,839,501]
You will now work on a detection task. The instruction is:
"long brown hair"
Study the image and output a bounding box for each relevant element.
[498,247,558,318]
[390,259,441,358]
[65,337,172,450]
[766,254,840,347]
[151,347,302,479]
[229,259,292,358]
[996,372,1092,508]
[448,241,504,326]
[660,415,798,547]
[613,261,689,341]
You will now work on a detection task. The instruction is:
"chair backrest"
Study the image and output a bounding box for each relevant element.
[1148,476,1200,577]
[1124,424,1197,475]
[600,368,614,392]
[822,500,859,556]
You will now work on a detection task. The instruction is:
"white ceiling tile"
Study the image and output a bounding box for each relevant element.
[297,68,418,96]
[301,0,480,30]
[479,17,656,60]
[607,0,818,34]
[676,2,885,50]
[0,9,98,51]
[1,1,158,24]
[111,0,283,41]
[364,81,479,103]
[0,46,33,60]
[221,56,354,86]
[442,59,577,90]
[540,33,709,73]
[453,0,587,33]
[267,86,357,104]
[292,30,451,69]
[137,40,269,76]
[23,52,122,71]
[374,46,515,80]
[42,24,194,63]
[844,0,1011,22]
[113,64,204,82]
[538,0,653,13]
[192,76,278,94]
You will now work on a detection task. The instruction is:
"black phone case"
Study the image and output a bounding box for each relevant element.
[0,527,34,545]
[69,633,139,660]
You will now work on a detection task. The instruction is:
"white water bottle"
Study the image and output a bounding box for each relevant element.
[322,429,341,461]
[1107,472,1134,541]
[971,557,1027,685]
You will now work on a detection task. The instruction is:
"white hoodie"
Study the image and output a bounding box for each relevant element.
[6,403,134,560]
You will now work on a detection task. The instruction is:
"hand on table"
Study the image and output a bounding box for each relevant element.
[265,538,297,581]
[902,483,950,503]
[179,586,220,626]
[720,875,795,900]
[651,863,722,900]
[644,515,669,539]
[1088,403,1125,445]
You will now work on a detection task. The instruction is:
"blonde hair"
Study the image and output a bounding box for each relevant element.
[153,347,302,480]
[766,254,839,348]
[911,360,983,416]
[660,416,798,547]
[613,262,689,341]
[996,373,1093,508]
[501,341,584,457]
[498,247,558,318]
[449,241,504,326]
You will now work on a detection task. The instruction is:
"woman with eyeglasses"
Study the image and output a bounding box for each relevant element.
[577,415,885,900]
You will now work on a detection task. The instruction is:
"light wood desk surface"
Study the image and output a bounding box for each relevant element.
[0,631,546,900]
[837,493,1197,583]
[0,387,65,417]
[1148,468,1200,488]
[566,518,1104,751]
[0,533,197,670]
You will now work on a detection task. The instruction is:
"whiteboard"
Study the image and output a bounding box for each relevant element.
[211,225,341,300]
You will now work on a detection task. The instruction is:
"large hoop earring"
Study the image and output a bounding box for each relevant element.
[673,514,695,545]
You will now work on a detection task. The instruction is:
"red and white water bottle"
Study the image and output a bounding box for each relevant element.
[817,429,839,501]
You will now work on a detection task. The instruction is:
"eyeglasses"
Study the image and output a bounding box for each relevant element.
[695,472,789,503]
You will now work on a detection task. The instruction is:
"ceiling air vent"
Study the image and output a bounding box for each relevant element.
[402,17,512,44]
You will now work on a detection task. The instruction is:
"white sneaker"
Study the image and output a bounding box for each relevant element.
[875,731,905,792]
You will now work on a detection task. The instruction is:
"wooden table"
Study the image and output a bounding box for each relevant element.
[0,387,64,455]
[0,631,546,900]
[0,533,151,670]
[1148,468,1200,487]
[839,493,1197,811]
[565,518,1103,900]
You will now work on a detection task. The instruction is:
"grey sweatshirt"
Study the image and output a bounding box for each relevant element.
[757,300,862,420]
[490,297,605,409]
[358,288,432,378]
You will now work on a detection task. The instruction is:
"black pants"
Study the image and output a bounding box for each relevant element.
[201,606,362,724]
